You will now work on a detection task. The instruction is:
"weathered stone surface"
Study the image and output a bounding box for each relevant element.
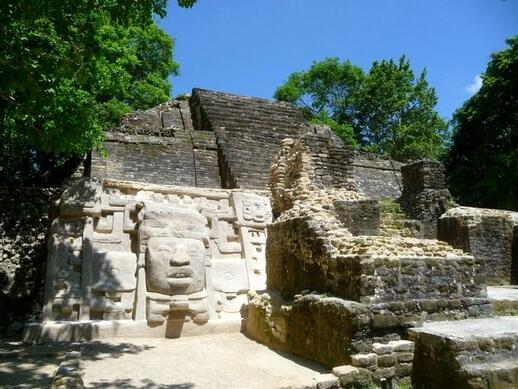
[315,373,340,389]
[91,101,221,188]
[334,199,380,236]
[439,206,518,285]
[332,365,373,388]
[39,178,272,337]
[352,150,403,201]
[190,88,306,189]
[246,134,491,383]
[51,351,84,389]
[266,138,485,306]
[409,317,518,389]
[351,352,378,368]
[0,186,60,337]
[488,286,518,316]
[246,292,366,367]
[400,159,455,238]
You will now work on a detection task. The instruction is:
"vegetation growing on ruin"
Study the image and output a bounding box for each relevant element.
[0,0,195,185]
[446,35,518,211]
[275,56,448,161]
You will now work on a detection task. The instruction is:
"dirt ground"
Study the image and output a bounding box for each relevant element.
[0,333,328,389]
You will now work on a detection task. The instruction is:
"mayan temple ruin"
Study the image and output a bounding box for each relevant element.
[2,88,518,388]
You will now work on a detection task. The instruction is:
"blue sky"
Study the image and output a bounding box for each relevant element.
[159,0,518,120]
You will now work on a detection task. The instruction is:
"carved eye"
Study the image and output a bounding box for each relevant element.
[157,246,172,255]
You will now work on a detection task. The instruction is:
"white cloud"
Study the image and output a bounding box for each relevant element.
[466,74,483,95]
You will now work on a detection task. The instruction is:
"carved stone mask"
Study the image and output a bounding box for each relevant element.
[146,237,205,296]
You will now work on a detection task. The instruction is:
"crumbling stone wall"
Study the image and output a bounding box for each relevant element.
[0,187,59,337]
[399,159,454,238]
[247,290,490,377]
[247,135,490,380]
[439,207,518,285]
[91,100,221,188]
[267,138,484,304]
[90,89,419,197]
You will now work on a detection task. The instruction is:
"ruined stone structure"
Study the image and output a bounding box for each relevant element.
[439,207,518,285]
[4,88,518,388]
[246,135,490,385]
[410,317,518,388]
[399,159,455,238]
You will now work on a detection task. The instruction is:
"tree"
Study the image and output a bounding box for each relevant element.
[0,0,195,185]
[275,56,448,161]
[274,58,363,147]
[446,35,518,211]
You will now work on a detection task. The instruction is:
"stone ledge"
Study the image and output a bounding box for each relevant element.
[23,319,244,343]
[409,317,518,389]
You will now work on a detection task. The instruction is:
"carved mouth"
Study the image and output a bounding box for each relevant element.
[166,266,194,287]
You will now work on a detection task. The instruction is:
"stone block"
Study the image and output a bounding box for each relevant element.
[372,342,394,355]
[334,199,380,236]
[373,366,396,381]
[332,365,372,388]
[388,340,414,352]
[410,317,518,389]
[331,365,358,379]
[315,373,340,389]
[351,353,378,368]
[377,352,397,367]
[395,362,412,377]
[397,352,414,363]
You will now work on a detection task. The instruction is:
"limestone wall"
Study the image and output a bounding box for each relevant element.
[266,138,485,304]
[91,101,221,188]
[190,88,306,189]
[90,89,416,200]
[400,160,454,238]
[41,178,272,334]
[247,290,490,371]
[439,207,518,285]
[352,151,403,201]
[0,187,59,337]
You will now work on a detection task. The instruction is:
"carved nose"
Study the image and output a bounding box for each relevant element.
[170,247,190,266]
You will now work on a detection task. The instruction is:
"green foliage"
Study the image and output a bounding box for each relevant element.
[309,114,358,147]
[446,35,518,211]
[274,57,364,144]
[0,0,193,184]
[275,57,448,161]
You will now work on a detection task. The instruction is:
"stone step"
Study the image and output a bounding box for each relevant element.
[409,317,518,389]
[488,286,518,316]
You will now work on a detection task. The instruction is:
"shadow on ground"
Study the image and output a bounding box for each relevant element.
[85,379,195,389]
[0,340,154,388]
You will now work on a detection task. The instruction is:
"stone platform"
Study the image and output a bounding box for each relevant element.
[409,317,518,388]
[23,318,244,343]
[488,286,518,316]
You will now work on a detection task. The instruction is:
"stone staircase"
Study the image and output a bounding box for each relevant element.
[379,200,423,238]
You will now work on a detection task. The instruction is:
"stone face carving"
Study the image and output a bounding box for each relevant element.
[147,237,206,296]
[43,179,272,333]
